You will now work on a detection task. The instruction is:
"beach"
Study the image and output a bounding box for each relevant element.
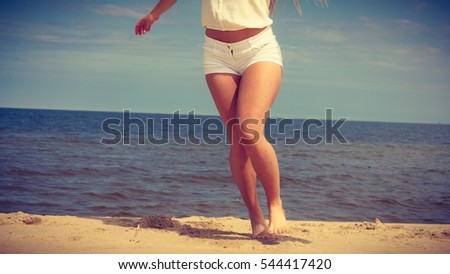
[1,212,449,254]
[1,110,450,255]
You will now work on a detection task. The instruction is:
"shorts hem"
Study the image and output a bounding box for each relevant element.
[245,60,283,72]
[204,60,283,76]
[204,69,241,76]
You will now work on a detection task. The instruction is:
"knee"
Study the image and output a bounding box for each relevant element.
[237,119,264,156]
[239,128,261,146]
[226,115,264,153]
[229,131,258,158]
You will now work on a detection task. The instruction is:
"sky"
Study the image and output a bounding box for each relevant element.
[0,0,449,124]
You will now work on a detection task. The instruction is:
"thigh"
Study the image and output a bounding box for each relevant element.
[205,73,241,135]
[237,62,282,128]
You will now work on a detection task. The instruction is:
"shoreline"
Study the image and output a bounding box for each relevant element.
[1,212,449,254]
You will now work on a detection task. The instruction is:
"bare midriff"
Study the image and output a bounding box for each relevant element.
[205,27,266,43]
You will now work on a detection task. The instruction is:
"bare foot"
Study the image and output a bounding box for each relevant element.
[251,217,268,238]
[267,205,287,236]
[248,209,268,238]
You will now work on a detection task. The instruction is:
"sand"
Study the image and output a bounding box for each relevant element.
[1,212,449,254]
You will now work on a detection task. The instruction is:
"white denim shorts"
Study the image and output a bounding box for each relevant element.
[203,26,283,76]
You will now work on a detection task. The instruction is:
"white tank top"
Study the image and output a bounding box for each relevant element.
[202,0,273,31]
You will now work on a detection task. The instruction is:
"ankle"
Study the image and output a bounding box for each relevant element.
[248,208,264,220]
[267,198,283,209]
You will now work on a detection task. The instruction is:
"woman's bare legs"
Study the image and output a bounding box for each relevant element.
[237,62,287,236]
[206,73,268,238]
[205,62,287,237]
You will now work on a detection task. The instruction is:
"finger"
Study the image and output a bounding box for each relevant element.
[145,23,151,33]
[135,22,143,35]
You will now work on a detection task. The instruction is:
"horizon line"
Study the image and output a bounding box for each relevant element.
[0,106,448,126]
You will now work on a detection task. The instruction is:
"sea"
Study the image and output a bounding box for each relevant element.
[1,107,449,224]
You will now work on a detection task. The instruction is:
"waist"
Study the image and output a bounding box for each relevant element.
[205,27,267,43]
[204,26,275,52]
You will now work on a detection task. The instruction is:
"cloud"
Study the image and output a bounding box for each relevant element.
[358,16,387,35]
[396,19,426,32]
[294,26,344,43]
[86,4,143,19]
[414,2,428,10]
[31,35,60,43]
[282,19,345,43]
[0,18,139,50]
[424,46,441,55]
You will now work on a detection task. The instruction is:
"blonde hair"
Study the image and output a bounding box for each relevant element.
[270,0,328,16]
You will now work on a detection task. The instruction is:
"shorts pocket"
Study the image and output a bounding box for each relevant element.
[203,43,215,53]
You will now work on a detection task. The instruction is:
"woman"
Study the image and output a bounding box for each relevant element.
[135,0,325,238]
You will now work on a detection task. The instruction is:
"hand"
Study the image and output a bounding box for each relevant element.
[135,14,156,36]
